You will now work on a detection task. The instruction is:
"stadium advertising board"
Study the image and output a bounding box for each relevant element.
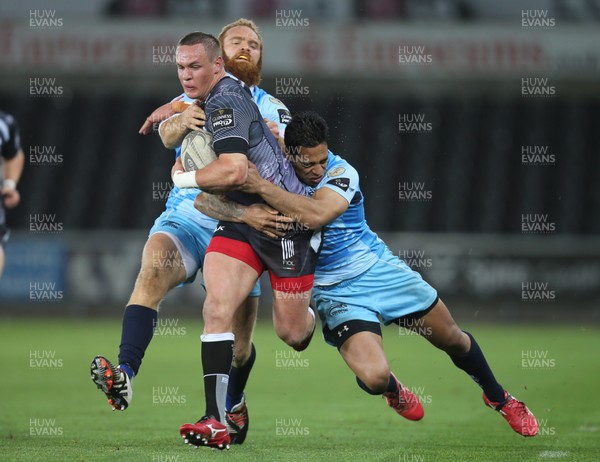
[0,22,598,78]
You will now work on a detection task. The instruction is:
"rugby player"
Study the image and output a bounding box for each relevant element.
[153,19,293,444]
[0,110,24,280]
[90,21,294,446]
[197,111,539,438]
[159,32,318,450]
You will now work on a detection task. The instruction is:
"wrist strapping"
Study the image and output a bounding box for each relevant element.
[172,171,197,189]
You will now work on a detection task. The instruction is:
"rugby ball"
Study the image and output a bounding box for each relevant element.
[180,130,217,172]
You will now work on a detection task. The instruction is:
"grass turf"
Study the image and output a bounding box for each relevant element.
[0,319,598,461]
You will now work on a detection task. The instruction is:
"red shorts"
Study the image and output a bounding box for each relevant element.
[206,222,320,293]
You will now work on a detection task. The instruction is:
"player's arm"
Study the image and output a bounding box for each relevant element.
[262,97,291,152]
[173,153,247,191]
[159,102,206,149]
[264,118,286,152]
[194,192,292,239]
[242,163,349,230]
[173,91,258,190]
[138,96,183,135]
[1,148,24,209]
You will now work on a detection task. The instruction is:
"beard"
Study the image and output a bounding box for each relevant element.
[224,52,262,87]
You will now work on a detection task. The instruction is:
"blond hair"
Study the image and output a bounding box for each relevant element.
[218,18,263,52]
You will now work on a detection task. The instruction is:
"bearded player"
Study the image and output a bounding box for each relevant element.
[90,20,291,446]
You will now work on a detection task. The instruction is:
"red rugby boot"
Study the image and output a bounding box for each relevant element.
[180,416,231,450]
[225,396,249,444]
[483,390,538,437]
[383,373,424,421]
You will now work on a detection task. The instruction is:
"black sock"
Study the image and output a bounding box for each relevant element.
[226,343,256,411]
[118,304,157,376]
[386,374,399,393]
[202,333,234,422]
[449,331,505,403]
[356,374,397,395]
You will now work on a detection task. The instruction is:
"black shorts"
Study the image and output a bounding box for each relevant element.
[323,319,382,349]
[391,296,438,328]
[207,221,321,293]
[323,296,439,348]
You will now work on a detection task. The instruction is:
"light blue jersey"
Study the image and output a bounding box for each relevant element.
[162,93,216,230]
[312,151,438,346]
[151,85,291,289]
[251,86,291,136]
[312,151,383,286]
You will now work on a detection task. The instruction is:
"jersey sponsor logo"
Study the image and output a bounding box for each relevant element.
[277,109,292,125]
[326,177,350,192]
[210,108,235,130]
[269,96,285,107]
[328,303,348,317]
[327,167,346,177]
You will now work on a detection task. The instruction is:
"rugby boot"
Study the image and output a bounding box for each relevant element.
[180,416,230,450]
[483,390,538,436]
[90,355,133,411]
[225,395,249,444]
[383,373,424,421]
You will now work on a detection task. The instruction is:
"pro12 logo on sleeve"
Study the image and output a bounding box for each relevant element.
[277,109,292,125]
[326,178,350,192]
[210,108,235,131]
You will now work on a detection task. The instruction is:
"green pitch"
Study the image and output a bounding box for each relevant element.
[1,319,598,461]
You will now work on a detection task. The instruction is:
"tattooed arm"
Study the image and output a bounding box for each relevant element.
[194,192,293,239]
[194,192,244,222]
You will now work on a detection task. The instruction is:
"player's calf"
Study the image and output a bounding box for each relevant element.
[129,234,187,307]
[128,265,182,308]
[355,367,392,395]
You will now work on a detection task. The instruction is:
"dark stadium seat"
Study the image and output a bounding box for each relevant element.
[2,91,598,234]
